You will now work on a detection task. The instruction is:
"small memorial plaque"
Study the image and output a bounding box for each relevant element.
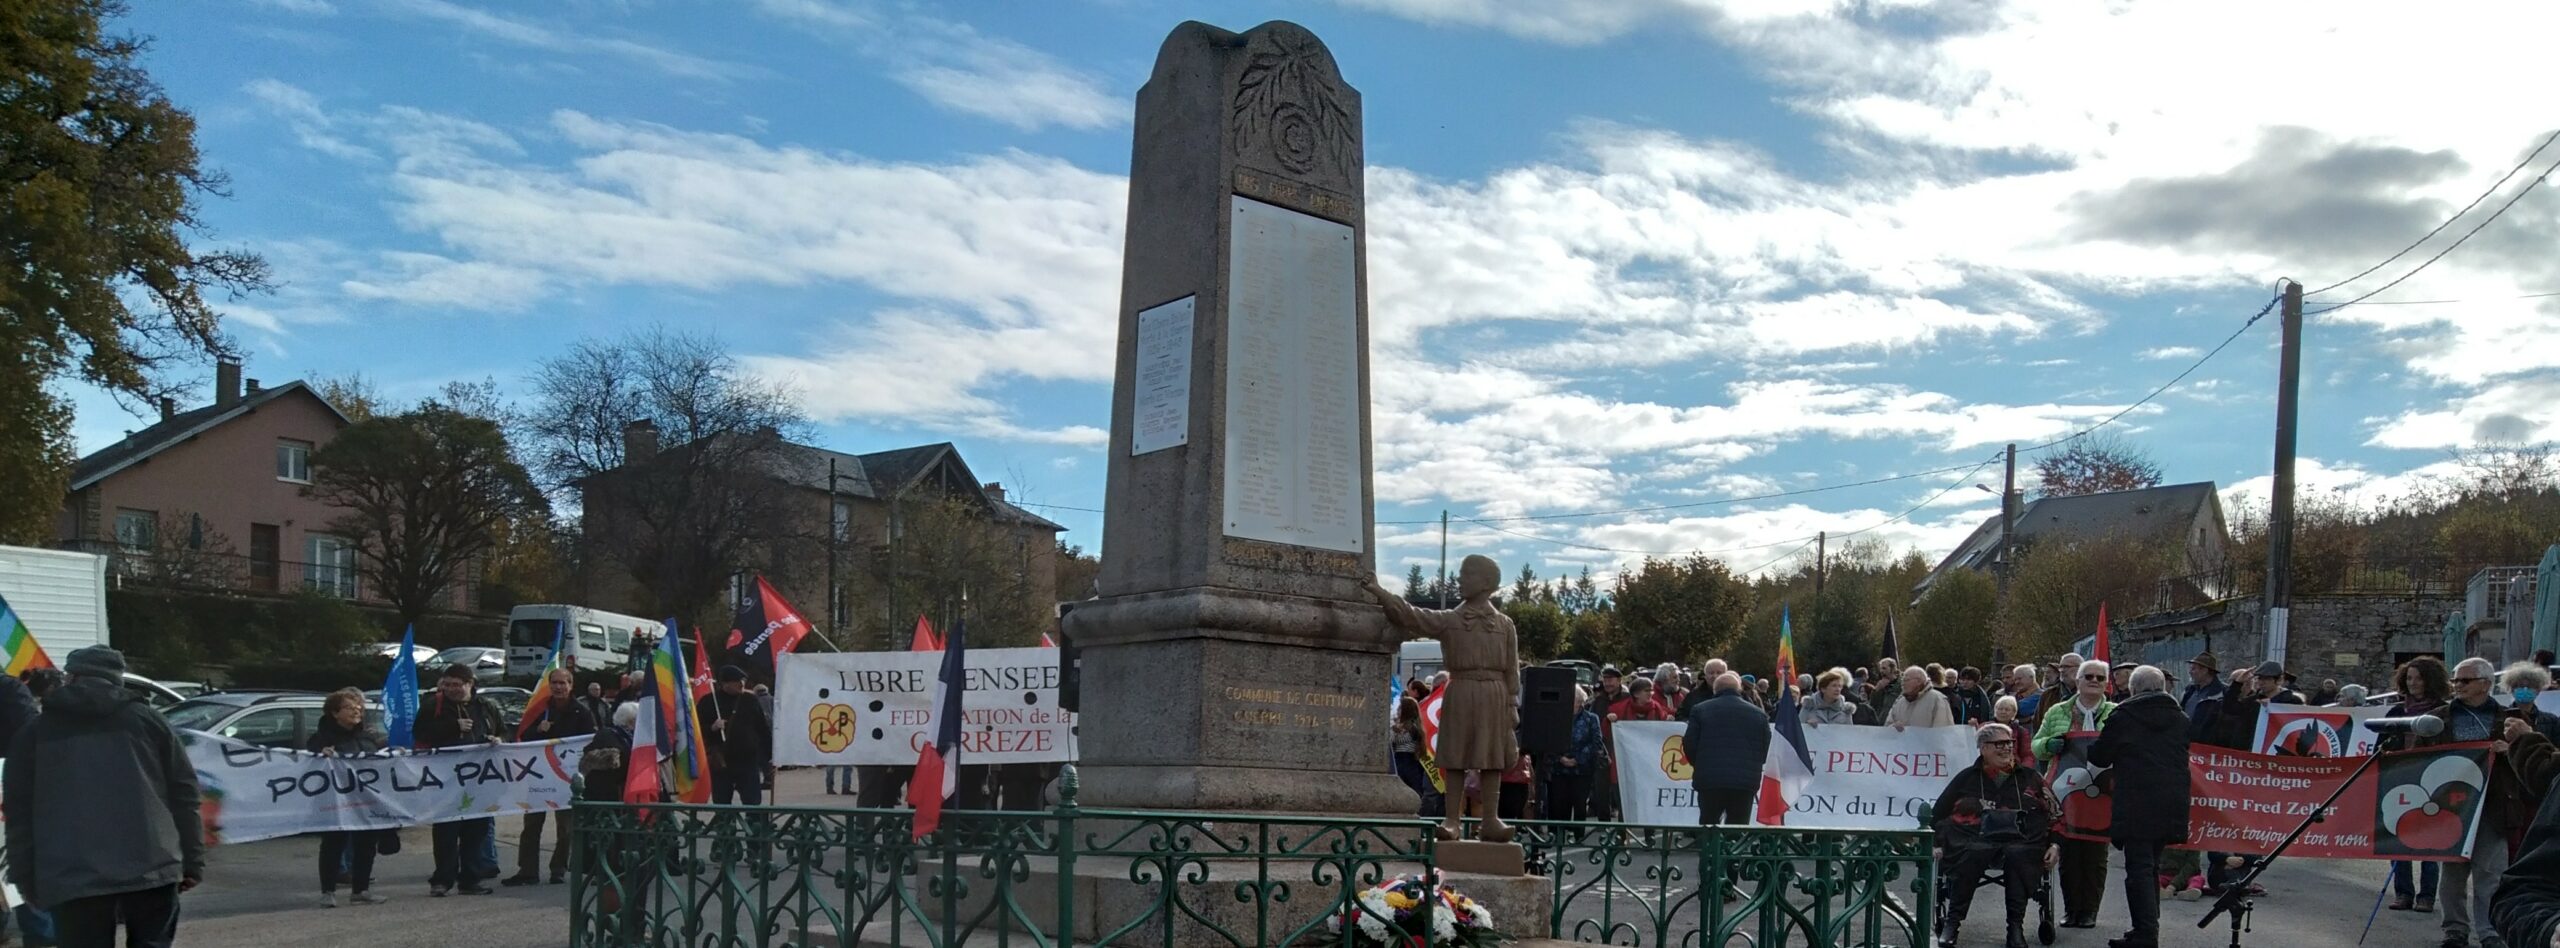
[1131,296,1196,456]
[1223,195,1361,554]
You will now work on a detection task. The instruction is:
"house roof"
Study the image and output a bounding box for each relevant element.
[70,382,350,491]
[770,439,1065,533]
[1913,481,2224,600]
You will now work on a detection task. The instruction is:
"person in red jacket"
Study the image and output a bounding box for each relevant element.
[1608,677,1673,726]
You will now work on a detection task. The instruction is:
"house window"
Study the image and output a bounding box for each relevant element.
[276,440,313,483]
[114,509,157,551]
[306,534,357,598]
[832,500,851,542]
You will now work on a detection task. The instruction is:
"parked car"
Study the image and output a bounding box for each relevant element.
[424,646,507,684]
[157,680,212,700]
[353,641,440,665]
[163,691,378,749]
[479,686,535,733]
[123,673,187,709]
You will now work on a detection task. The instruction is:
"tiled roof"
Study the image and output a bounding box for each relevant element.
[69,382,347,490]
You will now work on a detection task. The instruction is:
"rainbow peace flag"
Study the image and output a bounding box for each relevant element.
[649,620,712,804]
[1774,603,1796,693]
[0,593,57,677]
[514,621,568,741]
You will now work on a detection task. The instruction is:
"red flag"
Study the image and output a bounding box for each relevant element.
[909,615,944,652]
[908,620,968,839]
[729,576,814,682]
[689,634,716,701]
[1038,631,1057,648]
[2093,602,2110,664]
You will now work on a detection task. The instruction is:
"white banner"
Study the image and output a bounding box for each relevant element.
[181,731,590,845]
[1612,721,1973,829]
[2250,703,2384,757]
[775,649,1075,766]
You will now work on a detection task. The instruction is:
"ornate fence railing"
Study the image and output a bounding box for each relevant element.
[569,789,1935,948]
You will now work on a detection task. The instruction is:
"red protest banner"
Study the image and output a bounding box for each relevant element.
[2053,743,2496,861]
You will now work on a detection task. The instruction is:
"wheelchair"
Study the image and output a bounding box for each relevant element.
[1932,844,2057,947]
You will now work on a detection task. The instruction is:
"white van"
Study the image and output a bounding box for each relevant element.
[1397,640,1444,686]
[505,604,661,679]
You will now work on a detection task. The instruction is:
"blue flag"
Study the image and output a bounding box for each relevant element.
[382,624,420,748]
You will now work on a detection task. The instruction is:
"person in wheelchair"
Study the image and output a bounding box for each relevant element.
[1933,722,2060,948]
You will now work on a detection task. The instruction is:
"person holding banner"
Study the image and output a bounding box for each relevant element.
[308,688,390,908]
[1932,722,2058,948]
[416,664,503,897]
[2428,657,2555,948]
[1887,667,1954,730]
[2034,658,2114,930]
[699,666,774,805]
[2088,666,2190,948]
[505,668,594,887]
[2386,657,2453,914]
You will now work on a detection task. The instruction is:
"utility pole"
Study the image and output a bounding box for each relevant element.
[2265,280,2305,667]
[1813,530,1827,636]
[1994,442,2017,667]
[1438,509,1451,608]
[827,458,840,645]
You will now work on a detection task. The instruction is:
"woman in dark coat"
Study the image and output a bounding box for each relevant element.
[308,687,388,907]
[2089,667,2190,948]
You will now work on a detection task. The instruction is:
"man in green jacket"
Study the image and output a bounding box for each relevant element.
[2034,658,2115,930]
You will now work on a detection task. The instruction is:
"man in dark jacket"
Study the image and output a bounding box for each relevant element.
[4,646,204,947]
[505,667,596,886]
[2495,769,2560,948]
[1953,667,1995,726]
[2089,666,2191,948]
[0,672,37,749]
[416,663,503,897]
[698,666,774,805]
[2425,657,2545,948]
[2179,653,2224,725]
[1679,672,1770,827]
[1933,722,2059,948]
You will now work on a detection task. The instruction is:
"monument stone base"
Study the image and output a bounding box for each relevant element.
[1434,840,1525,876]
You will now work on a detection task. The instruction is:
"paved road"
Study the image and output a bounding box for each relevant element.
[161,769,2453,947]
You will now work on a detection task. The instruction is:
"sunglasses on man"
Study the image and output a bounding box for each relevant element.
[2080,674,2107,683]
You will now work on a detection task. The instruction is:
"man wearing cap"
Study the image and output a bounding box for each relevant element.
[2108,662,2137,702]
[2037,654,2084,731]
[698,665,774,805]
[5,646,205,945]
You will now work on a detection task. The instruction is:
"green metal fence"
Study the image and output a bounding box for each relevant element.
[569,788,1933,948]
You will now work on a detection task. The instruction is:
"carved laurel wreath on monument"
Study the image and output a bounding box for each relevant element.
[1231,30,1354,180]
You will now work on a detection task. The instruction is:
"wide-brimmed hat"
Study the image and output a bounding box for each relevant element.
[2188,651,2219,674]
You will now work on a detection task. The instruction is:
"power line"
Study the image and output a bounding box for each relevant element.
[2318,289,2560,306]
[1461,453,2000,564]
[2306,159,2556,316]
[2017,290,2283,454]
[2306,128,2560,298]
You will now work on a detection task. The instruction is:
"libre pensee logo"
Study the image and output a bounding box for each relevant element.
[1660,735,1692,782]
[809,703,857,753]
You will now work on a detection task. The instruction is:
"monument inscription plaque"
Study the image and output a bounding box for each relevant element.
[1132,296,1195,456]
[1224,195,1362,554]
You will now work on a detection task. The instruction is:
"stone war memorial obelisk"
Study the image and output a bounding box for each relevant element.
[1064,19,1411,816]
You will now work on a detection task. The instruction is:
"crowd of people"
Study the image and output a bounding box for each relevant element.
[1389,647,2560,948]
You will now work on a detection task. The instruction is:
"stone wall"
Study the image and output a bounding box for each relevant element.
[2114,592,2464,691]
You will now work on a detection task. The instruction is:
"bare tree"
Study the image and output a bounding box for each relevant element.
[2032,432,2164,498]
[525,329,810,623]
[841,491,1051,649]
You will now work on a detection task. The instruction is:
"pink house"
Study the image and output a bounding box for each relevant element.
[55,361,469,611]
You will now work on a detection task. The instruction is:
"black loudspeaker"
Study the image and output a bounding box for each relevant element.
[1519,666,1577,757]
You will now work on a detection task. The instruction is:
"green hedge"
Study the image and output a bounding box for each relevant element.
[107,587,502,682]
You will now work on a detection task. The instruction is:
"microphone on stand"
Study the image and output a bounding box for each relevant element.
[2361,715,2445,737]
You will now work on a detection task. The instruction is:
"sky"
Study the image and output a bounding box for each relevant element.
[64,0,2560,590]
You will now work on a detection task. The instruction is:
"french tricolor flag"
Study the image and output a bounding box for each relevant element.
[1756,687,1816,825]
[908,619,968,839]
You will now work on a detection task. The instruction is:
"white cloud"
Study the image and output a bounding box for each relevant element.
[2139,345,2201,361]
[384,0,742,81]
[753,1,1125,131]
[242,79,374,160]
[252,0,337,13]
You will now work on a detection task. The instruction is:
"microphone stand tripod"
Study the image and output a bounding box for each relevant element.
[2197,747,2388,948]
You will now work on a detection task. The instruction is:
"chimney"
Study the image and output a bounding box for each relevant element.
[622,419,660,464]
[245,378,261,394]
[982,482,1005,502]
[214,360,243,407]
[157,397,175,421]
